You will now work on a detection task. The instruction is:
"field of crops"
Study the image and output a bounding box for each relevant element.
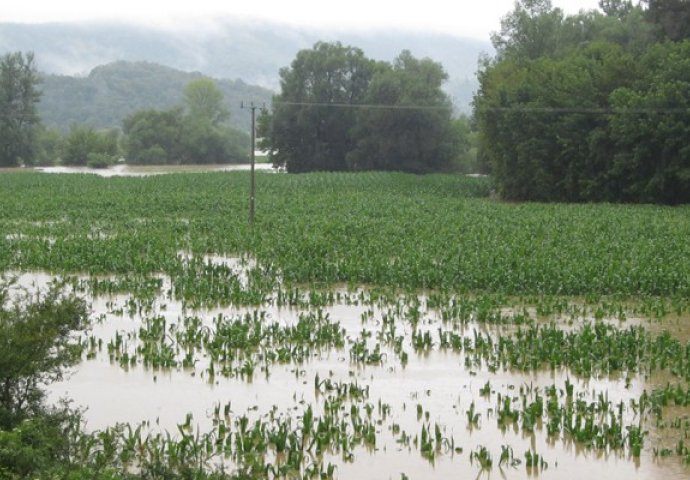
[3,170,690,479]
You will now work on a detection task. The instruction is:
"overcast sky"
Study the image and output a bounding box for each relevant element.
[2,0,603,39]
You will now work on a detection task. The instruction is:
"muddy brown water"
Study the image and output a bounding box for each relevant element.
[5,271,690,479]
[34,163,276,176]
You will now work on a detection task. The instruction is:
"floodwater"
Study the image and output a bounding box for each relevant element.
[5,271,690,479]
[31,163,277,177]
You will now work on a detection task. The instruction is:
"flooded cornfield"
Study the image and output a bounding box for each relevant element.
[3,172,690,478]
[1,267,683,479]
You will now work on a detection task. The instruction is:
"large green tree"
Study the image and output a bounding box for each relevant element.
[476,42,636,201]
[475,0,690,204]
[262,42,377,172]
[123,107,185,164]
[179,79,246,164]
[346,51,459,173]
[183,78,229,126]
[608,41,690,203]
[0,52,41,167]
[61,126,119,166]
[122,80,249,165]
[262,42,462,174]
[491,0,565,60]
[644,0,690,41]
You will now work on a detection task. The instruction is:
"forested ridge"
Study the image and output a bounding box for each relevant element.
[38,61,273,133]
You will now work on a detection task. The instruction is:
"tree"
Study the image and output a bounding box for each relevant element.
[608,40,690,203]
[474,0,690,204]
[346,51,459,173]
[183,78,229,126]
[0,52,41,166]
[33,127,63,166]
[491,0,566,60]
[61,126,119,166]
[261,42,377,172]
[178,121,249,164]
[599,0,634,18]
[452,116,483,174]
[644,0,690,41]
[0,281,88,429]
[122,102,249,165]
[123,108,184,164]
[475,42,636,201]
[180,79,248,164]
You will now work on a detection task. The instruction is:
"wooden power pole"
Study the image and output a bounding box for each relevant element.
[241,101,263,225]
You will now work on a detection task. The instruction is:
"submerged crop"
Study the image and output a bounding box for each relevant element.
[3,171,690,478]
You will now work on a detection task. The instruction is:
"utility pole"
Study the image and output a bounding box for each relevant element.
[240,101,264,225]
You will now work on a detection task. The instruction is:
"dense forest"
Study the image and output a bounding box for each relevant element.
[475,0,690,204]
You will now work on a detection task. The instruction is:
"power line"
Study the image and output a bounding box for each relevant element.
[476,106,690,114]
[270,101,690,115]
[271,100,453,111]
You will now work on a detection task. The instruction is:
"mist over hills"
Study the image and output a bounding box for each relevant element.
[39,61,273,132]
[1,20,492,130]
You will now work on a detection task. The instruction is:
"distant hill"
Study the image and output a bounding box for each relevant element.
[0,20,492,114]
[38,61,273,132]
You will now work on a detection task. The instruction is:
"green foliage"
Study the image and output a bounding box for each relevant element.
[38,61,273,134]
[0,408,84,479]
[178,120,248,165]
[137,145,168,165]
[644,0,690,41]
[264,42,376,173]
[263,42,462,174]
[122,108,183,164]
[61,126,119,166]
[451,116,484,174]
[183,78,229,126]
[476,0,690,203]
[0,281,88,429]
[33,127,63,166]
[122,82,249,165]
[607,40,690,203]
[599,0,634,18]
[346,51,458,173]
[491,0,565,60]
[477,42,638,201]
[86,152,116,169]
[0,52,41,167]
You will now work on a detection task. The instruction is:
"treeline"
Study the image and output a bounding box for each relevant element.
[121,78,249,165]
[0,56,249,167]
[259,43,475,174]
[475,0,690,204]
[39,61,273,133]
[1,46,480,173]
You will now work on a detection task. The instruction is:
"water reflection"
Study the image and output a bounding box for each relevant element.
[32,163,277,177]
[5,271,690,479]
